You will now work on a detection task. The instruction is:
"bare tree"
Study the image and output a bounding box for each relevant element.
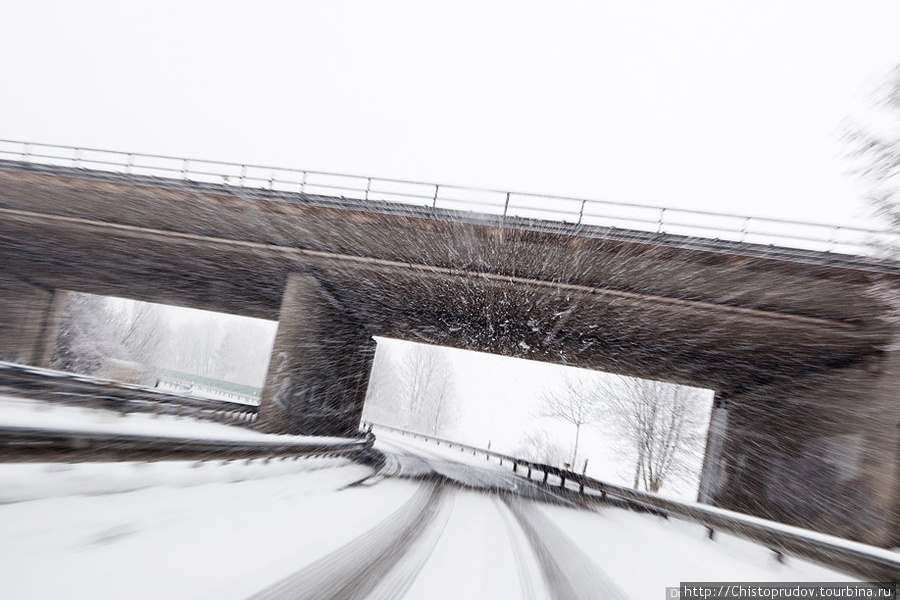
[54,293,170,382]
[600,376,708,493]
[845,64,900,335]
[53,292,111,375]
[164,314,275,385]
[170,319,225,378]
[54,294,278,388]
[539,374,604,468]
[214,322,276,385]
[106,300,170,373]
[513,429,570,468]
[397,344,459,436]
[846,63,900,227]
[361,344,404,426]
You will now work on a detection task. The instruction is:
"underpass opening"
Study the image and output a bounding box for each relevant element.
[362,337,714,499]
[47,292,277,404]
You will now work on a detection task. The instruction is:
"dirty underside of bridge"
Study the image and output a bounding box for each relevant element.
[2,161,900,545]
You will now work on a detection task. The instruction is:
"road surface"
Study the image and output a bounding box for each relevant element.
[0,424,856,600]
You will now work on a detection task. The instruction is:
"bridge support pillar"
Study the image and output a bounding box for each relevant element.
[0,275,67,367]
[256,272,375,437]
[699,351,900,546]
[697,391,730,505]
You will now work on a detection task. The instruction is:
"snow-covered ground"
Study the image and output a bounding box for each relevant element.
[0,459,419,600]
[0,394,352,445]
[399,489,553,600]
[373,432,856,600]
[538,504,855,595]
[0,405,864,600]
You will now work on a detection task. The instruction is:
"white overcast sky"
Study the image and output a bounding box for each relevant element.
[4,1,900,225]
[5,1,900,490]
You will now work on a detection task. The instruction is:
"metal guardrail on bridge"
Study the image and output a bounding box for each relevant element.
[367,422,900,584]
[1,139,896,257]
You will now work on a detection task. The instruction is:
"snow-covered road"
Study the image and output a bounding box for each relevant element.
[0,428,857,600]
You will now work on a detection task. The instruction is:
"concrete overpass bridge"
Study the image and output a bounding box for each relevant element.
[1,141,900,545]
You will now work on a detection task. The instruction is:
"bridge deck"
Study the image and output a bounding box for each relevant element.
[0,160,894,389]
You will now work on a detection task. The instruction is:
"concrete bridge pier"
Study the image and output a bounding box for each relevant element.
[0,275,67,367]
[256,272,375,437]
[699,350,900,547]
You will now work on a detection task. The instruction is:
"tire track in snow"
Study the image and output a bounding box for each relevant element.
[377,436,577,506]
[363,487,455,600]
[494,496,548,600]
[504,496,628,600]
[246,479,448,600]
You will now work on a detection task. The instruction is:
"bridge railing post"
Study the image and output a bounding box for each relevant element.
[2,137,888,259]
[829,226,840,253]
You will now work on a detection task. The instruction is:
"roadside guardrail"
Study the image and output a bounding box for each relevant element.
[366,421,900,584]
[0,361,258,427]
[0,424,374,463]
